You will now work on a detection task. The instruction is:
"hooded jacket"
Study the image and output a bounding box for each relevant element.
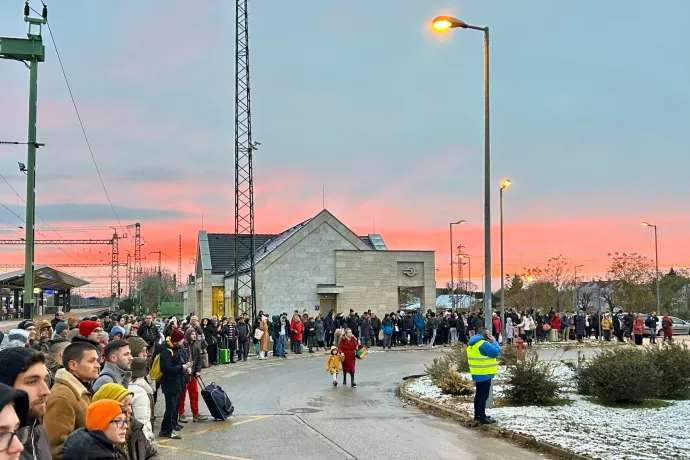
[108,326,126,342]
[92,362,132,393]
[63,428,127,460]
[184,328,203,374]
[18,417,51,460]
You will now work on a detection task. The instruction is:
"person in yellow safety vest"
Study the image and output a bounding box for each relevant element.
[466,327,501,424]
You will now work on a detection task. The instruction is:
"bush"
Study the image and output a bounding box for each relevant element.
[436,371,474,396]
[445,343,469,373]
[425,355,454,384]
[499,344,518,366]
[504,352,561,405]
[575,347,658,404]
[646,341,690,398]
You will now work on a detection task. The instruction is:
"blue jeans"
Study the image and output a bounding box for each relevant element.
[649,329,657,344]
[276,335,286,356]
[415,327,424,345]
[238,340,248,361]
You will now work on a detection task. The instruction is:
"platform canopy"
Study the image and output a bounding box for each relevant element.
[0,264,89,292]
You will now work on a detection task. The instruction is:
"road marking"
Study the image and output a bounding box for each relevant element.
[158,415,273,444]
[157,444,253,460]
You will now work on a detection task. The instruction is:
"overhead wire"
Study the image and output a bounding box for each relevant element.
[31,5,124,232]
[0,171,63,237]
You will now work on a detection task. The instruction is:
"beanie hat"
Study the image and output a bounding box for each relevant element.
[0,347,37,386]
[17,320,35,330]
[92,383,134,403]
[108,326,125,342]
[86,399,126,432]
[130,357,148,379]
[0,382,29,427]
[170,329,185,343]
[127,337,147,357]
[55,321,69,336]
[79,320,100,338]
[66,328,80,342]
[4,329,30,348]
[67,317,79,328]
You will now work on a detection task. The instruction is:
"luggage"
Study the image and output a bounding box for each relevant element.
[197,376,234,420]
[219,348,230,364]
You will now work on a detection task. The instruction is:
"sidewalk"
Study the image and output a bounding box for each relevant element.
[0,307,106,333]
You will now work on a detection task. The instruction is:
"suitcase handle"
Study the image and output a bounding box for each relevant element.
[195,375,207,390]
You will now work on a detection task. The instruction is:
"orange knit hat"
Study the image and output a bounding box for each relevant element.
[86,399,126,432]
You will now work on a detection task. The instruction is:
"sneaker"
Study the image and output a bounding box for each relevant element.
[475,416,497,425]
[333,381,337,387]
[173,425,183,431]
[158,431,182,440]
[178,414,188,423]
[193,414,208,422]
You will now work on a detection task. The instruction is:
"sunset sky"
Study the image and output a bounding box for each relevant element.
[1,0,689,297]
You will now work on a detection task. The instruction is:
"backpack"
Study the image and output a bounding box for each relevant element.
[149,349,172,382]
[662,318,672,329]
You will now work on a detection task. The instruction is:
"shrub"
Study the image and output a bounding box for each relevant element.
[575,347,658,404]
[646,341,690,398]
[425,355,454,384]
[499,344,518,365]
[445,343,469,373]
[504,352,561,405]
[436,371,474,396]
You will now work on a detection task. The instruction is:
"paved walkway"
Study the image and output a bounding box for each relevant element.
[0,307,106,332]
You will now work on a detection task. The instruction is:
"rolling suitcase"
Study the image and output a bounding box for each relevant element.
[197,376,234,420]
[219,348,230,364]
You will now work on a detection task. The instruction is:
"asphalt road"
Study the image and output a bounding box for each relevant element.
[155,349,544,460]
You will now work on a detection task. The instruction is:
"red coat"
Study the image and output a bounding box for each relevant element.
[662,316,673,337]
[492,317,502,334]
[290,320,304,341]
[338,335,358,373]
[550,315,561,332]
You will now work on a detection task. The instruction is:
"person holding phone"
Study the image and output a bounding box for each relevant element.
[466,327,501,424]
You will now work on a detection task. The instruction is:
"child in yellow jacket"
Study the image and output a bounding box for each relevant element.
[325,346,341,387]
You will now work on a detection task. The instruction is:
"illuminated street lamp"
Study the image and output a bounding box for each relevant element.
[641,221,661,314]
[449,220,467,308]
[431,14,492,333]
[499,179,511,331]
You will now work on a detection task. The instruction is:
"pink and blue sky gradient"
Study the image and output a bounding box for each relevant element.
[1,0,689,296]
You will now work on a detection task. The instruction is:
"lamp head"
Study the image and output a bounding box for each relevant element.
[641,221,651,227]
[501,179,512,190]
[431,16,468,31]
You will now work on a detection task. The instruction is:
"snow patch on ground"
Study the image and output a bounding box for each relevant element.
[406,370,690,460]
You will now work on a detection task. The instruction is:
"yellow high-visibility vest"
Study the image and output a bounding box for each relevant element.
[466,340,498,376]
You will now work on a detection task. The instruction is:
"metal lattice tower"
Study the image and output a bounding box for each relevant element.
[110,228,119,298]
[177,233,182,288]
[133,223,141,294]
[233,0,257,320]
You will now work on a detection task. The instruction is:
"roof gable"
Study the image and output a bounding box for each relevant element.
[206,232,275,274]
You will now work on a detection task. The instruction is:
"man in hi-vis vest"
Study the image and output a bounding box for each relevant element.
[466,327,501,424]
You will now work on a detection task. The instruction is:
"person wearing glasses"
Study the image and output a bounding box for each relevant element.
[0,382,29,460]
[62,399,128,460]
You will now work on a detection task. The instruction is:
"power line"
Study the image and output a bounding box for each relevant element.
[33,7,123,232]
[0,171,63,237]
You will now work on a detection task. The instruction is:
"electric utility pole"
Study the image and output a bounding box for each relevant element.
[0,3,47,319]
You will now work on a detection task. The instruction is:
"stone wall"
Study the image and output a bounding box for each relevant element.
[335,250,435,317]
[257,221,361,316]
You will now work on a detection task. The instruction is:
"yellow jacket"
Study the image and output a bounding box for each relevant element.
[326,355,341,373]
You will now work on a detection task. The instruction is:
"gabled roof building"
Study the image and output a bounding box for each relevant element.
[180,209,435,319]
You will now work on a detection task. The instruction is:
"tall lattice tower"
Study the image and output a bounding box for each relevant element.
[133,223,141,296]
[177,233,182,288]
[110,229,119,299]
[233,0,257,320]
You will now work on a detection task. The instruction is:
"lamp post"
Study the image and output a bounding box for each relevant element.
[573,264,583,311]
[1,4,48,319]
[432,15,492,331]
[499,179,511,331]
[449,220,467,308]
[148,251,162,314]
[641,222,661,314]
[459,252,471,299]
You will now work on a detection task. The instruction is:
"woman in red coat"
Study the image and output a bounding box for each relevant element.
[290,314,304,354]
[338,328,359,387]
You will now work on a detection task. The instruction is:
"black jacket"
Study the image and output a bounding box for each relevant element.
[323,315,335,332]
[63,428,127,460]
[236,323,250,341]
[126,417,158,460]
[160,344,185,394]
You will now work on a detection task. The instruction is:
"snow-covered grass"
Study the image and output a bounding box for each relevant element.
[405,369,690,460]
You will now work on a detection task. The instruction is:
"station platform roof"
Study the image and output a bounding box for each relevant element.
[0,265,89,292]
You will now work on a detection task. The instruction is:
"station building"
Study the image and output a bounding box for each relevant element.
[180,209,436,319]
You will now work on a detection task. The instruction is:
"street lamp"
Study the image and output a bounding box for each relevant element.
[573,264,583,310]
[449,220,467,308]
[499,179,511,330]
[641,222,661,314]
[459,252,472,300]
[431,14,492,332]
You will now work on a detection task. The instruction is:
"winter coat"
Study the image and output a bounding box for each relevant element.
[315,320,325,342]
[43,368,92,460]
[492,317,502,334]
[574,315,587,336]
[108,326,126,341]
[223,323,238,342]
[63,428,127,460]
[323,315,335,332]
[346,315,358,332]
[381,319,394,335]
[325,353,341,373]
[203,323,218,346]
[92,362,132,393]
[290,319,304,341]
[370,316,381,331]
[413,313,425,329]
[360,318,372,340]
[633,317,645,335]
[125,417,158,460]
[662,316,674,336]
[184,329,203,374]
[18,419,51,460]
[338,335,358,374]
[160,343,185,394]
[550,315,561,332]
[259,322,271,352]
[505,318,515,339]
[137,323,160,349]
[129,379,155,443]
[236,323,250,341]
[601,317,612,331]
[403,315,414,331]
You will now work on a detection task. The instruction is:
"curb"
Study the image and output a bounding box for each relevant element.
[397,378,592,460]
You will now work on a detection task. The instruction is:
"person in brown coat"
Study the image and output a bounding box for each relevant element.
[259,316,271,359]
[43,342,101,460]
